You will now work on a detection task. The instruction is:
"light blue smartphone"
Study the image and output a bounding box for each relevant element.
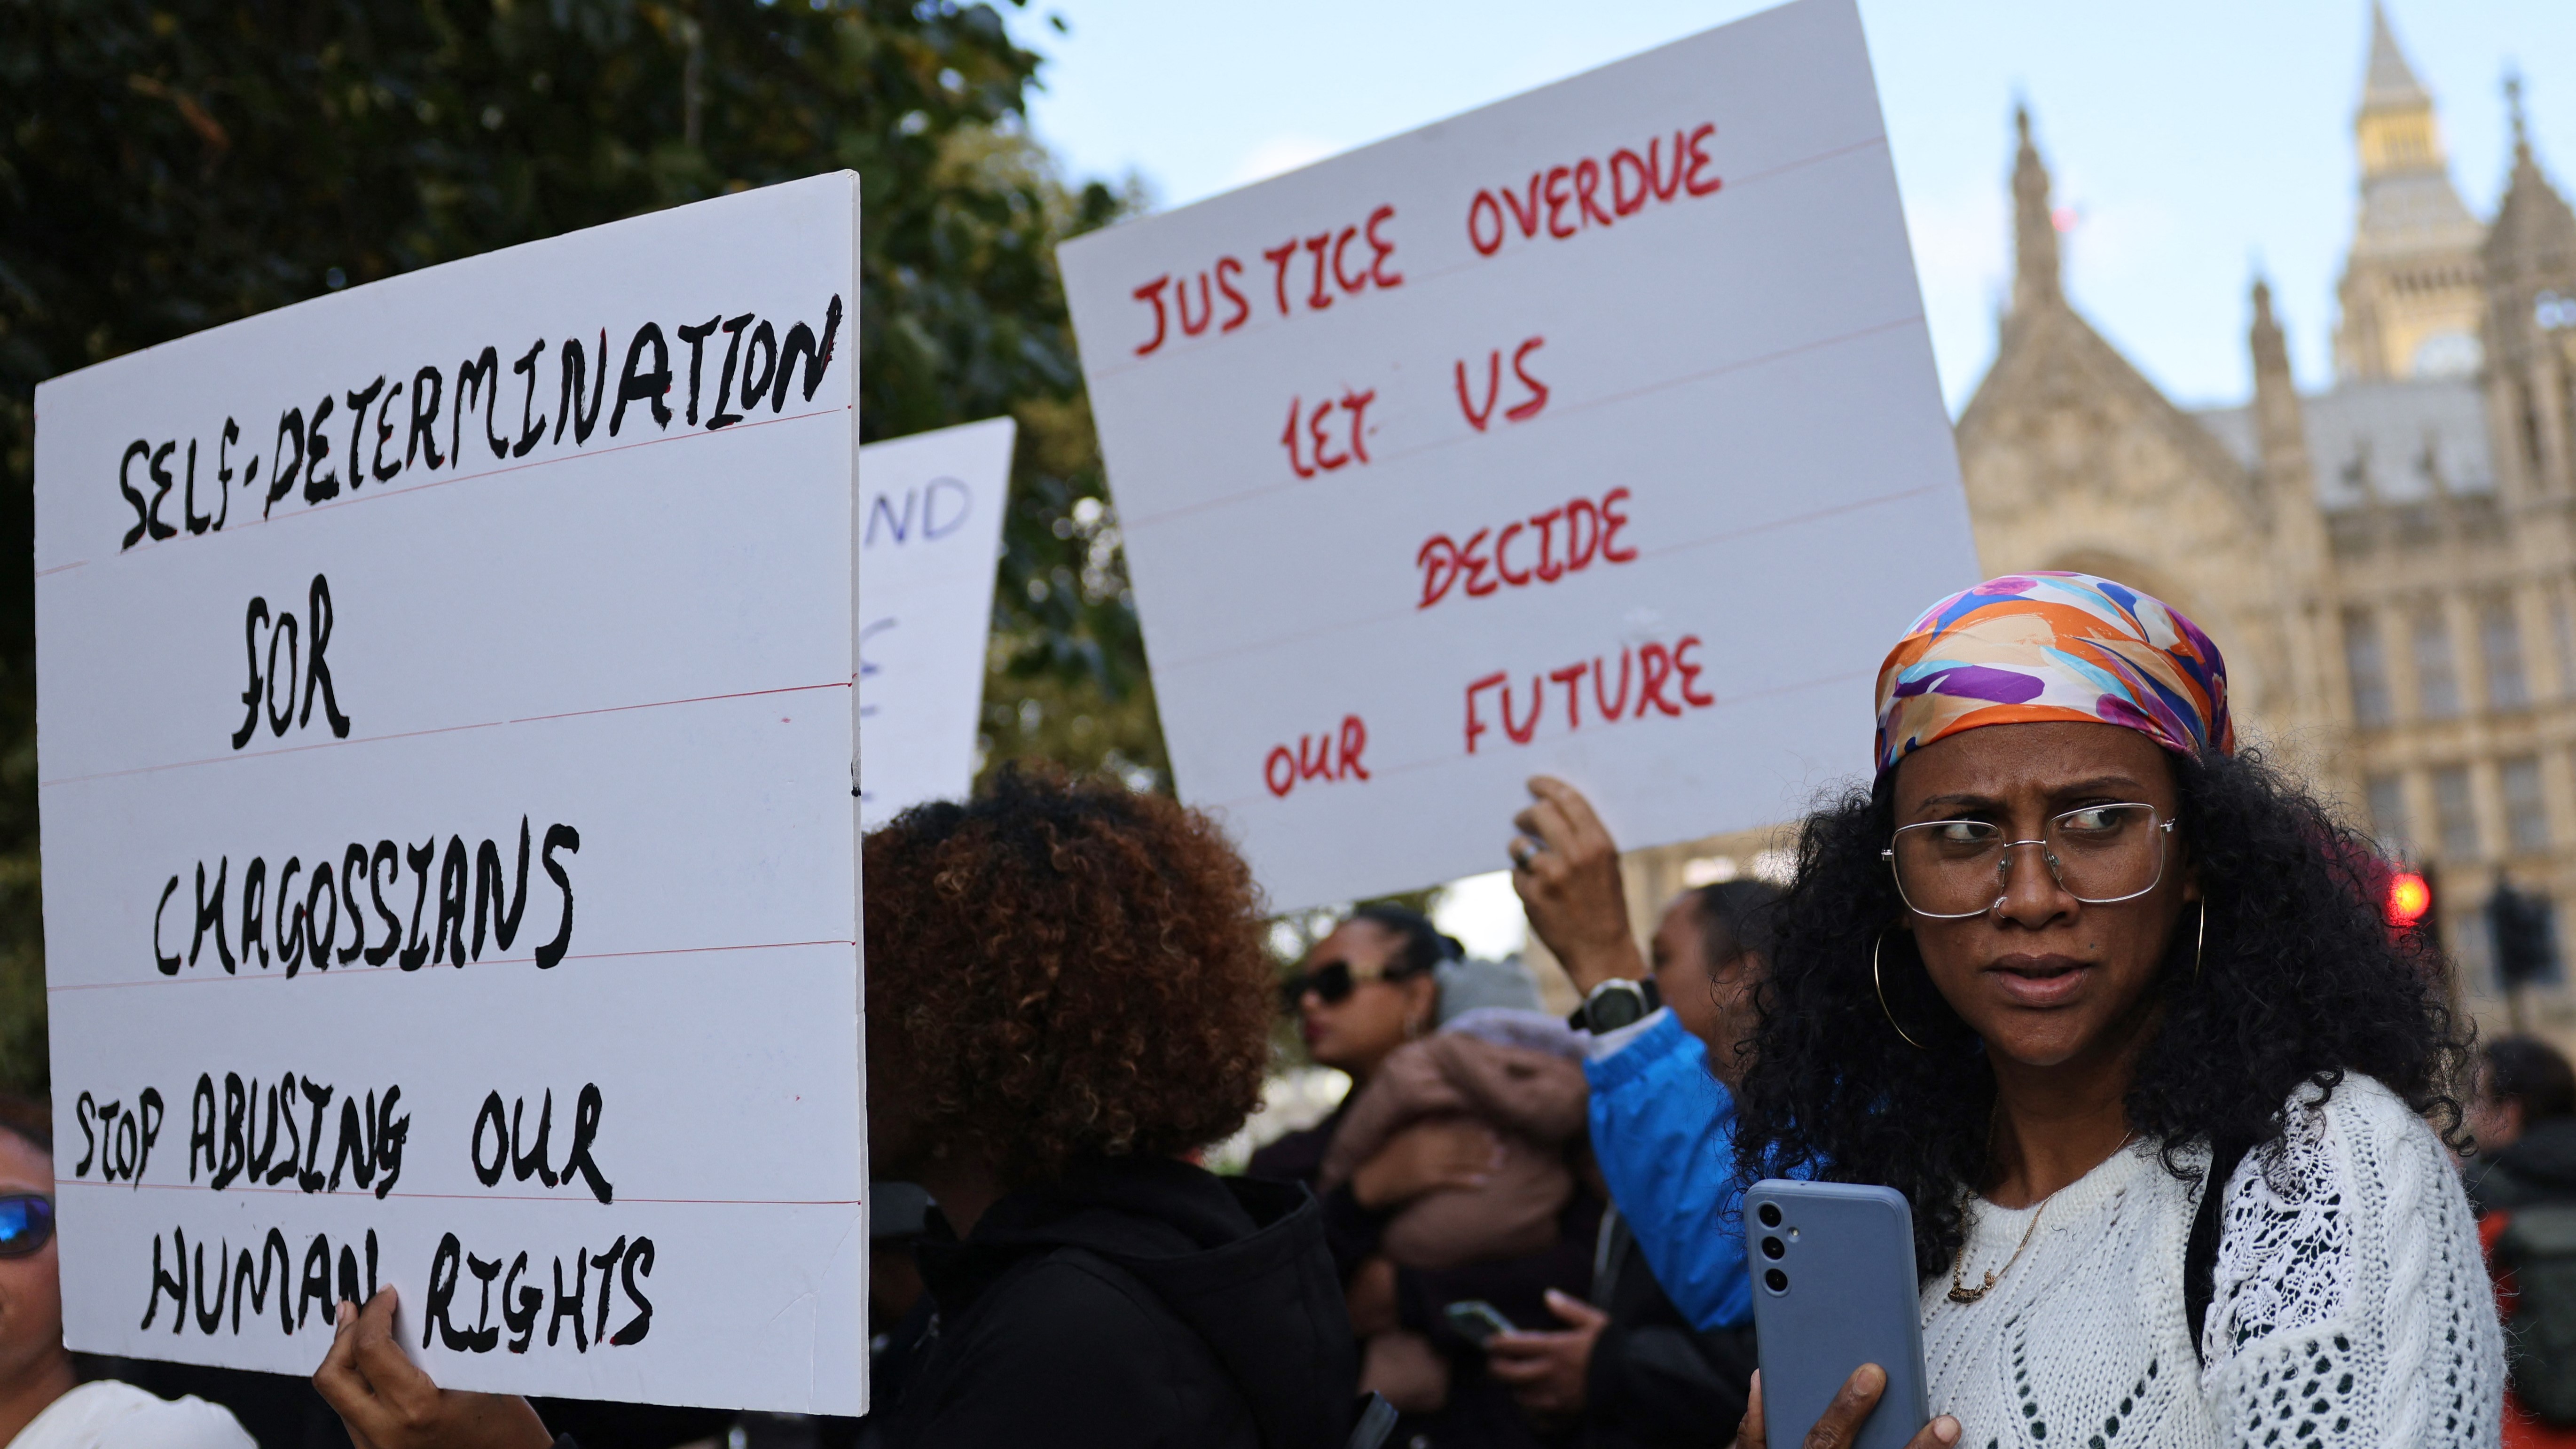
[1743,1180,1931,1449]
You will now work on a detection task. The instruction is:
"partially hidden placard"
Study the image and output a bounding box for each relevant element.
[33,174,869,1414]
[857,417,1015,830]
[1058,0,1980,910]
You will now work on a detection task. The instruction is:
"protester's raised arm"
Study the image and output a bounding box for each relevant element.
[314,1290,556,1449]
[1509,776,1648,994]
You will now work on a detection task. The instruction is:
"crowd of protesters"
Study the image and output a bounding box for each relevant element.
[13,570,2570,1449]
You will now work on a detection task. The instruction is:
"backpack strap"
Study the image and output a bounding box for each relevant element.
[2183,1136,2254,1367]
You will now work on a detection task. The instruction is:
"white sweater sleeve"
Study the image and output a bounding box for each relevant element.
[2197,1076,2501,1448]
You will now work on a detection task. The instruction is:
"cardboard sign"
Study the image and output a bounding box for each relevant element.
[1059,0,1978,911]
[33,175,869,1414]
[857,417,1015,828]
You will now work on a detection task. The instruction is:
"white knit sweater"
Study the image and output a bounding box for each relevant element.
[1918,1075,2502,1449]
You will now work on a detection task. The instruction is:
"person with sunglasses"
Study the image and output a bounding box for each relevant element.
[1254,906,1495,1242]
[1276,906,1456,1088]
[1251,909,1602,1449]
[1715,572,2498,1448]
[0,1096,252,1449]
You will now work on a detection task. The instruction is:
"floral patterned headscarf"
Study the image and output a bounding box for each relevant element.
[1873,572,2234,775]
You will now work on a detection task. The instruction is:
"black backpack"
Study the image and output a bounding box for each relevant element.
[2494,1205,2576,1424]
[2182,1136,2252,1367]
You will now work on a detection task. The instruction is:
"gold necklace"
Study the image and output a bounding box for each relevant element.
[1947,1198,2049,1303]
[1948,1130,2137,1305]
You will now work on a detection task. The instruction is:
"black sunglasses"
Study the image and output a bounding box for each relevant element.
[1280,960,1419,1010]
[1281,961,1358,1009]
[0,1194,53,1258]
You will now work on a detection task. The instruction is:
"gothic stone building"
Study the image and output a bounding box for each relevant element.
[1595,8,2576,1047]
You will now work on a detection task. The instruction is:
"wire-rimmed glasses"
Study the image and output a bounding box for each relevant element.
[1882,803,2175,920]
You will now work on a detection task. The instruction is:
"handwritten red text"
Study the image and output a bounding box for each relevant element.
[1455,337,1549,431]
[1464,636,1716,754]
[1281,389,1378,478]
[1465,124,1721,257]
[1131,260,1252,355]
[1264,716,1372,798]
[1131,206,1402,356]
[1417,486,1636,609]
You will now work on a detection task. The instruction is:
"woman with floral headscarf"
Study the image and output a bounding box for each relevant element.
[1728,572,2501,1449]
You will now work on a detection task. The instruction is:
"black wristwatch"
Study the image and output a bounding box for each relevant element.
[1575,977,1660,1034]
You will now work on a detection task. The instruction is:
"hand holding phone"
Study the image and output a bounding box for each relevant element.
[1741,1181,1943,1449]
[1733,1363,1961,1449]
[1442,1299,1518,1346]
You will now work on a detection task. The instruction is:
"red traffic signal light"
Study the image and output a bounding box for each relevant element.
[2387,870,2432,928]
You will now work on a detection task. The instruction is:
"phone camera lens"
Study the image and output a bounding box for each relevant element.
[1758,1202,1783,1228]
[1760,1235,1786,1260]
[1763,1268,1789,1294]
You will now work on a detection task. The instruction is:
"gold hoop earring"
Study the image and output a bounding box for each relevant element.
[1873,933,1927,1050]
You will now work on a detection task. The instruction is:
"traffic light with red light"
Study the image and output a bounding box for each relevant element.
[2387,870,2431,928]
[2384,863,2443,956]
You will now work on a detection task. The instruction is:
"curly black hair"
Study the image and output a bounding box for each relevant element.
[1731,744,2466,1280]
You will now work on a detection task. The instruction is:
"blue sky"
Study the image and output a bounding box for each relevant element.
[1004,0,2576,414]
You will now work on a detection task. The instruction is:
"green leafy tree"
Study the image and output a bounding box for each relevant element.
[0,0,1163,1095]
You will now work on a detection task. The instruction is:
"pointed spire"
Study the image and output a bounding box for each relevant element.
[2248,274,2316,516]
[2486,74,2576,280]
[2509,70,2532,164]
[2250,276,2291,382]
[2362,1,2429,114]
[2334,0,2480,380]
[2351,2,2450,182]
[2011,106,2061,317]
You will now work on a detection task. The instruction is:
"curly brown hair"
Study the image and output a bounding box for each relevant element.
[862,765,1273,1183]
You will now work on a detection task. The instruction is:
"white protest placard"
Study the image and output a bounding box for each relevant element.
[1058,0,1979,910]
[857,417,1015,828]
[35,174,868,1414]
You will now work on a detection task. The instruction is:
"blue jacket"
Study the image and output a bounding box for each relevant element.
[1584,1010,1750,1332]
